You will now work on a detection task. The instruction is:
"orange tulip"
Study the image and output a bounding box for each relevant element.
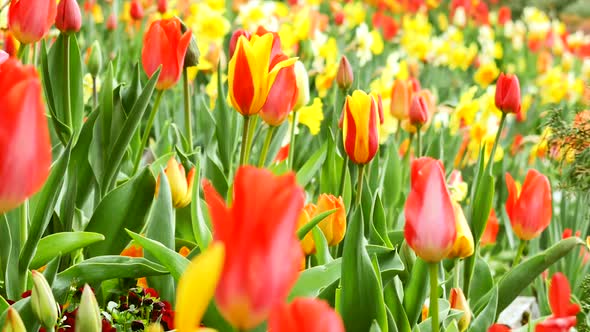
[342,90,380,165]
[404,157,456,262]
[260,54,298,126]
[316,194,347,246]
[505,169,552,240]
[8,0,57,44]
[0,59,51,214]
[203,167,304,329]
[297,203,317,255]
[269,298,345,332]
[535,273,579,332]
[141,18,192,90]
[390,79,412,120]
[481,209,500,246]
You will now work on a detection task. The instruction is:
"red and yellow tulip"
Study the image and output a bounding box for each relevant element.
[342,90,380,165]
[8,0,56,44]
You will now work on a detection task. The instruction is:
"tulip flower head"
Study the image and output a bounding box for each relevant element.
[535,273,579,332]
[449,288,471,332]
[260,54,298,126]
[141,17,192,90]
[495,73,521,114]
[404,157,457,262]
[2,307,27,332]
[316,194,347,246]
[505,169,552,240]
[31,270,59,329]
[269,298,345,332]
[390,79,412,120]
[157,0,167,14]
[297,203,318,255]
[228,30,297,116]
[106,13,118,30]
[0,59,51,214]
[203,167,304,329]
[8,0,57,44]
[342,90,380,165]
[488,324,511,332]
[409,94,429,127]
[56,0,82,33]
[336,55,354,91]
[447,201,474,259]
[293,60,310,110]
[155,158,195,209]
[130,0,144,21]
[481,209,500,246]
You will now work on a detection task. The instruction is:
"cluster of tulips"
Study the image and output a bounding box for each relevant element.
[1,0,590,332]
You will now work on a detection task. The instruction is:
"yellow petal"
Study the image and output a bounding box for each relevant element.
[175,242,225,332]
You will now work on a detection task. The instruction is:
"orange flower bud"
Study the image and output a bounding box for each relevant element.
[297,203,318,255]
[336,55,354,91]
[449,288,471,331]
[390,79,412,120]
[156,158,195,209]
[269,298,345,332]
[316,194,347,246]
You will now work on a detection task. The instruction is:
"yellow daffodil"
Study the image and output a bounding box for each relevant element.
[296,97,324,135]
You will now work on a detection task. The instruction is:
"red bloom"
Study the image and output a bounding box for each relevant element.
[106,13,117,31]
[130,0,143,21]
[157,0,167,14]
[495,73,521,114]
[269,298,345,332]
[498,6,511,25]
[141,17,192,90]
[275,144,290,163]
[0,59,52,214]
[56,0,82,33]
[8,0,57,44]
[488,324,511,332]
[505,169,552,240]
[404,157,457,262]
[4,32,17,57]
[481,209,500,246]
[203,167,304,329]
[409,94,429,126]
[260,54,298,126]
[535,273,580,332]
[372,12,398,41]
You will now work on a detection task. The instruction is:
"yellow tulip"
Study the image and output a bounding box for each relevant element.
[447,202,474,259]
[156,158,195,209]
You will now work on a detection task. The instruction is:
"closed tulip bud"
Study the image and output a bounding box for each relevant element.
[8,0,56,44]
[75,285,101,332]
[495,73,521,114]
[449,288,471,331]
[56,0,82,33]
[409,94,429,126]
[141,17,192,90]
[87,41,103,77]
[505,169,552,240]
[337,55,354,91]
[180,20,200,68]
[447,202,474,259]
[106,13,117,30]
[269,298,345,332]
[390,79,412,120]
[0,59,51,214]
[130,0,144,21]
[297,204,318,255]
[293,60,310,110]
[156,158,195,209]
[31,271,59,329]
[157,0,167,14]
[316,194,347,246]
[404,157,456,262]
[342,90,380,165]
[2,308,26,332]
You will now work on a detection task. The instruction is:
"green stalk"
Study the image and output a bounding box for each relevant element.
[258,126,275,167]
[244,115,258,163]
[429,263,439,332]
[512,240,527,266]
[92,76,98,110]
[19,201,28,249]
[133,90,165,173]
[454,259,461,288]
[17,43,27,63]
[416,127,422,157]
[182,68,193,154]
[64,35,72,128]
[485,112,507,174]
[355,164,365,208]
[288,111,298,169]
[239,116,251,166]
[339,155,348,196]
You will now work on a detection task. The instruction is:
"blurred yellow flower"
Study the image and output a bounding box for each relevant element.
[474,62,500,88]
[296,97,324,135]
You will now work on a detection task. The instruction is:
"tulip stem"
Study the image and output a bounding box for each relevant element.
[512,240,527,266]
[92,76,98,110]
[429,263,440,332]
[416,127,422,157]
[133,90,165,173]
[288,111,298,169]
[64,35,73,129]
[239,116,251,166]
[17,43,27,63]
[355,164,365,208]
[486,112,507,174]
[339,156,348,196]
[258,126,275,167]
[182,68,193,155]
[19,201,28,248]
[244,115,258,163]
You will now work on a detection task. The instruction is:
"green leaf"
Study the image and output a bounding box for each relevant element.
[296,209,337,240]
[40,40,70,144]
[468,256,493,308]
[102,67,161,192]
[289,258,341,300]
[403,258,429,326]
[312,226,333,265]
[0,296,8,314]
[444,320,459,332]
[296,143,328,187]
[85,168,156,257]
[1,213,21,300]
[341,209,387,332]
[71,111,99,207]
[126,230,189,281]
[371,195,393,248]
[213,62,236,172]
[190,152,212,250]
[30,232,105,269]
[384,281,411,332]
[52,256,168,298]
[100,62,115,153]
[470,286,498,332]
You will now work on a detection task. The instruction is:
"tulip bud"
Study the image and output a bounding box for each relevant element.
[106,13,117,30]
[2,308,27,332]
[390,79,412,120]
[75,284,101,332]
[297,203,318,255]
[180,20,200,68]
[157,0,167,14]
[336,55,354,91]
[447,202,474,259]
[130,0,144,21]
[316,194,347,246]
[342,90,380,165]
[56,0,82,33]
[449,288,471,331]
[293,60,310,110]
[155,158,195,209]
[31,271,59,329]
[409,94,429,127]
[495,73,521,114]
[87,41,103,78]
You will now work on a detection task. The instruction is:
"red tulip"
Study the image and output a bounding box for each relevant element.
[481,209,499,246]
[8,0,57,44]
[130,0,144,21]
[372,12,398,41]
[141,17,192,90]
[269,298,345,332]
[535,273,579,332]
[488,325,511,332]
[106,12,117,31]
[0,59,51,214]
[409,94,429,126]
[260,54,298,126]
[505,169,552,240]
[157,0,167,14]
[56,0,82,33]
[404,157,456,262]
[203,167,304,329]
[498,6,511,25]
[495,73,521,114]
